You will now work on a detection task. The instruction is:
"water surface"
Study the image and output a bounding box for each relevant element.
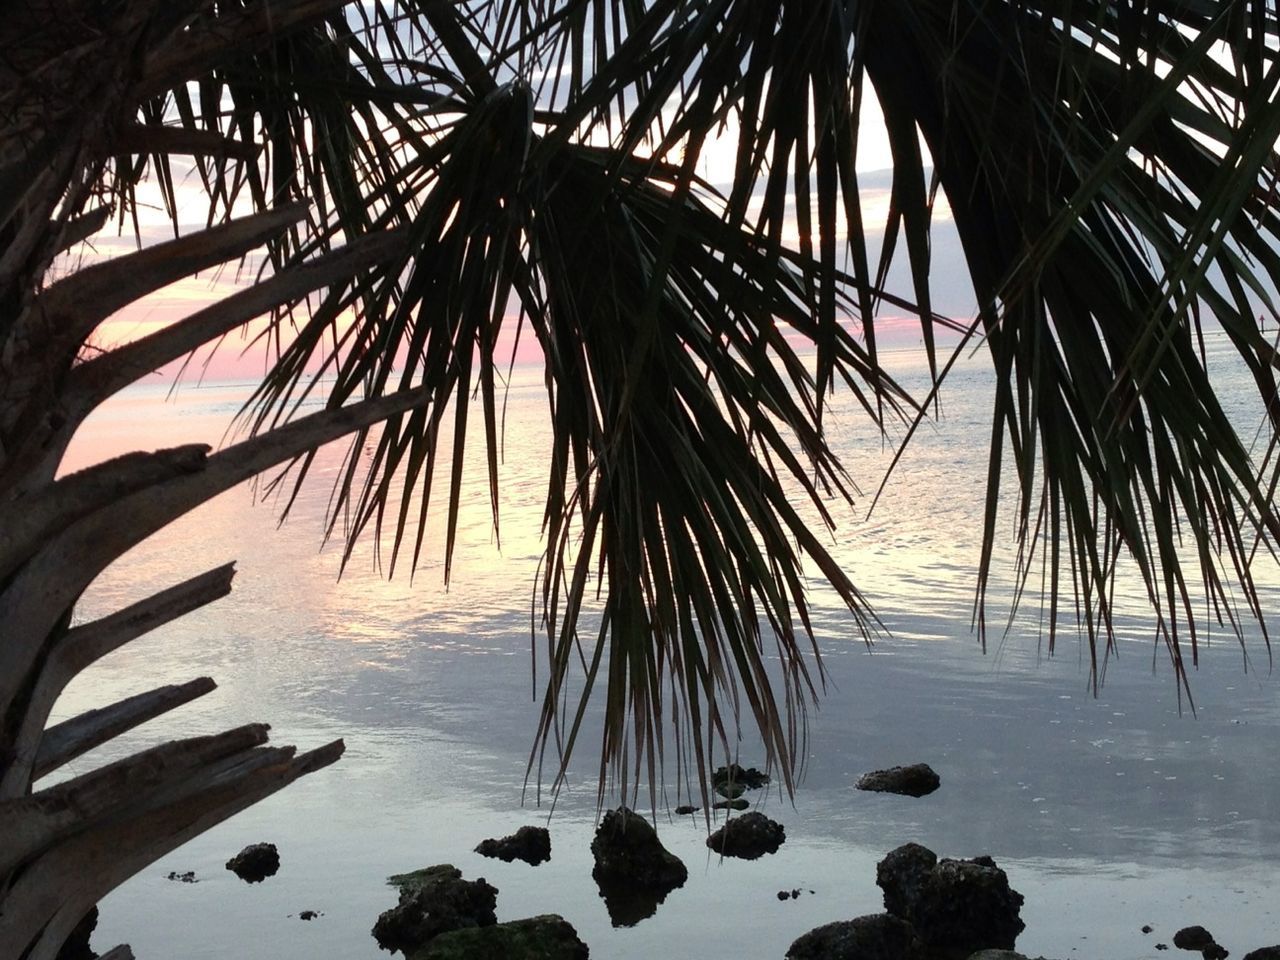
[56,343,1280,959]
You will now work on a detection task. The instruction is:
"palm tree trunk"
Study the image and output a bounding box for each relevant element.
[0,5,416,956]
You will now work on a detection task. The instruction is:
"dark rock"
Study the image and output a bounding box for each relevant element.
[410,914,589,960]
[1144,926,1155,934]
[856,763,941,798]
[1175,928,1218,951]
[55,906,97,960]
[591,808,687,927]
[876,843,1024,953]
[299,911,321,921]
[165,870,198,883]
[674,805,698,815]
[387,865,463,891]
[226,843,280,883]
[1244,950,1280,960]
[1203,946,1229,960]
[915,857,1025,952]
[876,842,937,919]
[590,809,687,888]
[712,798,750,811]
[712,764,770,790]
[787,913,924,960]
[475,826,551,866]
[706,811,785,860]
[373,864,498,954]
[777,890,790,901]
[1158,945,1169,951]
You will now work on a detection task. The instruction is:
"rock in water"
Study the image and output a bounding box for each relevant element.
[706,812,785,860]
[674,805,698,815]
[475,826,551,866]
[712,798,750,811]
[856,763,941,797]
[1174,928,1218,951]
[876,842,937,919]
[786,913,924,960]
[711,763,770,790]
[373,864,498,954]
[225,843,280,883]
[410,914,589,959]
[590,808,687,926]
[590,808,687,888]
[876,843,1024,953]
[1244,949,1280,960]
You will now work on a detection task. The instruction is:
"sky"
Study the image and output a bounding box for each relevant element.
[77,91,977,386]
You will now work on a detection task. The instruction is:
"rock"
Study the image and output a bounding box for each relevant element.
[590,808,687,927]
[387,865,464,891]
[1158,945,1169,951]
[1175,928,1218,951]
[299,910,321,921]
[55,906,97,960]
[373,864,498,954]
[876,843,1024,954]
[715,781,746,799]
[856,763,941,797]
[1244,950,1280,960]
[712,763,770,790]
[226,843,280,883]
[712,798,749,811]
[706,811,785,860]
[787,913,924,960]
[590,809,687,888]
[1203,946,1229,960]
[1145,926,1155,934]
[165,870,198,883]
[876,842,937,919]
[410,915,589,960]
[475,826,551,866]
[674,805,698,815]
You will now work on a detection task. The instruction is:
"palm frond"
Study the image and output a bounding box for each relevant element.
[239,65,911,798]
[122,0,1280,800]
[852,0,1280,689]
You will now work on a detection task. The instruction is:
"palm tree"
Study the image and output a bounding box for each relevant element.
[3,2,1278,956]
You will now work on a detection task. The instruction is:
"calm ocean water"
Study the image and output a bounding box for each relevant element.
[55,339,1280,959]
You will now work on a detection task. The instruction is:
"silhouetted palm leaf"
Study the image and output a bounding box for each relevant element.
[116,0,1280,800]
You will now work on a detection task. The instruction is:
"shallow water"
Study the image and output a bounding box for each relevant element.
[54,341,1280,959]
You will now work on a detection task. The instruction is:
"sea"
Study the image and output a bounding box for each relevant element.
[54,336,1280,959]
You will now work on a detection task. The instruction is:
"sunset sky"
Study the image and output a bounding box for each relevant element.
[78,100,978,386]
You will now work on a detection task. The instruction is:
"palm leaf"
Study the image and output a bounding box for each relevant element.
[130,0,1280,800]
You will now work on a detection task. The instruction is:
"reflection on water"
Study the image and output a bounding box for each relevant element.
[593,874,683,928]
[53,345,1280,959]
